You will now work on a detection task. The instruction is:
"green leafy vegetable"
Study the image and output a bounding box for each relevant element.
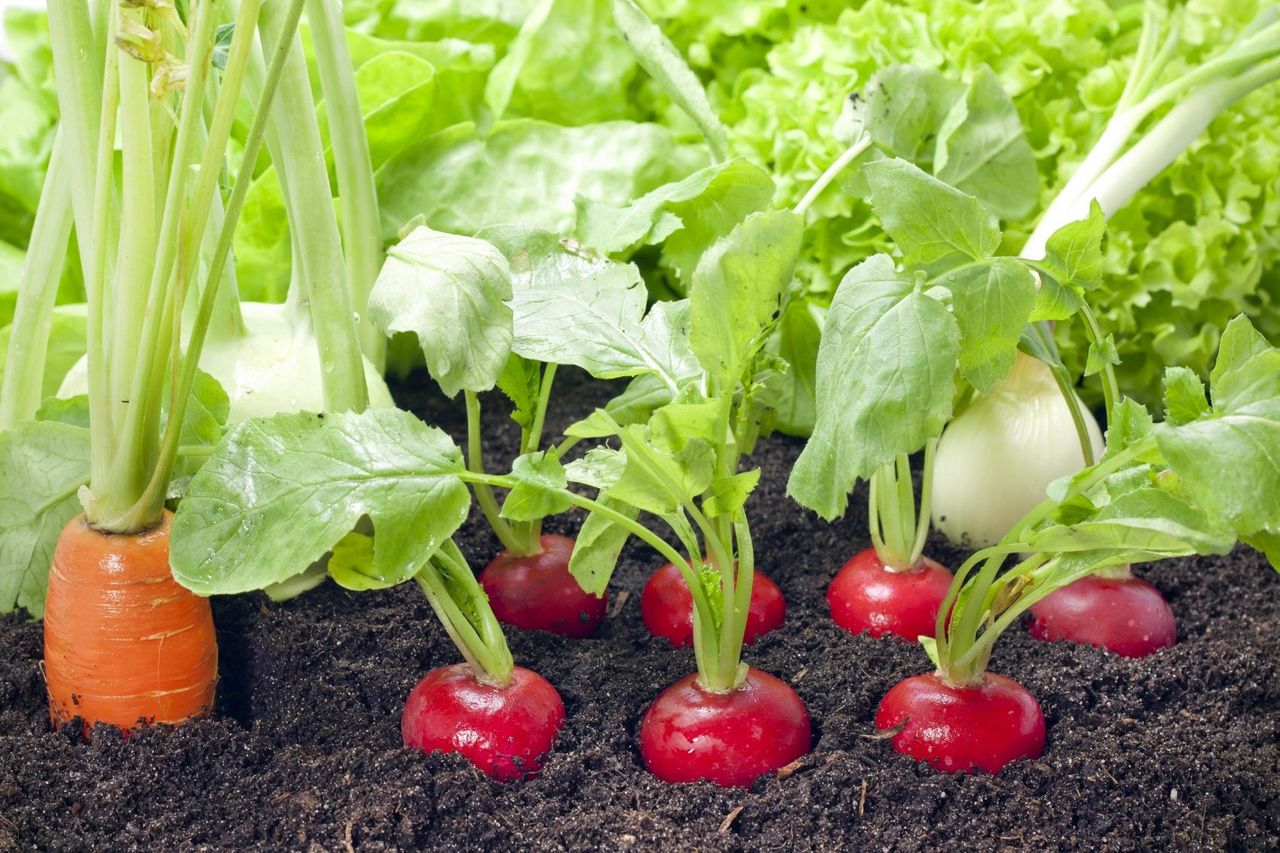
[171,410,471,595]
[369,226,513,397]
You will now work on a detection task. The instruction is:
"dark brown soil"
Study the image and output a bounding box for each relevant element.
[1,369,1278,852]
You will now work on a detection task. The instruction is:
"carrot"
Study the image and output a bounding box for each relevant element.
[43,511,217,733]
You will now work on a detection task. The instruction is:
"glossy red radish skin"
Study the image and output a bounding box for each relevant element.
[401,664,565,782]
[479,534,607,638]
[876,672,1045,774]
[1028,573,1176,657]
[641,562,786,647]
[640,668,811,787]
[827,548,952,640]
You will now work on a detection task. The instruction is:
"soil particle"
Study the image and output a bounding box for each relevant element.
[1,370,1277,851]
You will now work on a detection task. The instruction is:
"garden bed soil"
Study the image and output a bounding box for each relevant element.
[1,370,1278,851]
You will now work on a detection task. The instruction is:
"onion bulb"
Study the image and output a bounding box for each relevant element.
[931,353,1103,549]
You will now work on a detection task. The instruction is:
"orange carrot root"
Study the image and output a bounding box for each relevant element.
[43,511,218,734]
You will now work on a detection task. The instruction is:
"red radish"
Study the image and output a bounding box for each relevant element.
[1028,572,1176,657]
[641,562,785,647]
[639,668,811,787]
[479,534,607,638]
[876,672,1045,773]
[827,547,952,640]
[402,663,565,782]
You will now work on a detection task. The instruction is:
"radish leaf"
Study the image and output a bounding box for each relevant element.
[369,225,513,397]
[689,210,803,385]
[864,158,1000,276]
[788,254,959,520]
[171,410,470,595]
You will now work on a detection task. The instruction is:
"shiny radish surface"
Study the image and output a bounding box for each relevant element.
[876,672,1045,774]
[640,562,785,648]
[44,512,218,733]
[827,548,952,640]
[1029,574,1176,658]
[639,668,811,787]
[479,534,606,638]
[401,664,565,782]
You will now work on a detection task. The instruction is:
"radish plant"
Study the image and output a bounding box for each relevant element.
[881,316,1280,772]
[556,209,811,786]
[171,204,812,788]
[365,225,639,638]
[786,154,1101,640]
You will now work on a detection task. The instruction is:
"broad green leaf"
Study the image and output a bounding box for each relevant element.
[485,0,633,126]
[591,372,678,433]
[1243,530,1280,571]
[1156,397,1280,538]
[612,0,728,158]
[933,66,1038,220]
[171,410,470,595]
[500,451,573,521]
[1153,320,1280,537]
[788,255,959,519]
[377,120,702,239]
[483,0,555,121]
[575,158,775,289]
[323,51,437,171]
[864,158,1000,276]
[648,400,722,452]
[565,409,622,440]
[1029,274,1084,322]
[1103,398,1156,460]
[35,395,89,428]
[568,495,635,596]
[1040,202,1104,291]
[704,469,760,520]
[170,368,232,481]
[1162,367,1209,425]
[1211,315,1273,387]
[689,210,803,385]
[212,22,235,70]
[500,230,693,387]
[864,65,961,164]
[939,258,1036,393]
[369,226,513,397]
[0,420,90,617]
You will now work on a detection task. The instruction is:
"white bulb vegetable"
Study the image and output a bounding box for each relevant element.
[58,302,394,423]
[931,354,1103,549]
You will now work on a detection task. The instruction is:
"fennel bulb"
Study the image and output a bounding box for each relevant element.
[931,354,1103,549]
[59,302,394,423]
